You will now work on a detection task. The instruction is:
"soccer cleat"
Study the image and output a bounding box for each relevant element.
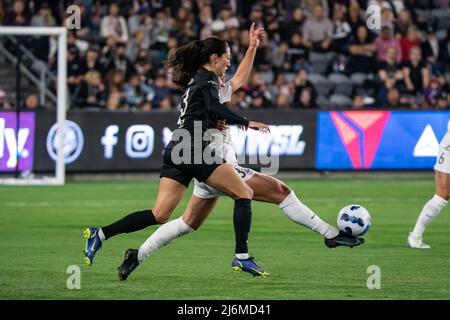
[231,256,269,277]
[83,227,102,266]
[407,232,430,249]
[118,248,140,281]
[324,231,365,248]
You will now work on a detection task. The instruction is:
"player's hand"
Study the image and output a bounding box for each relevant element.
[249,22,267,49]
[215,119,227,131]
[248,121,270,133]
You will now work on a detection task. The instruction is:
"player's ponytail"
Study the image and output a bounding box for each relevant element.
[167,37,228,88]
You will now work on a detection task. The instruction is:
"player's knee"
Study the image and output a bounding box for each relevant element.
[240,184,254,199]
[152,211,171,224]
[279,182,291,198]
[231,184,253,200]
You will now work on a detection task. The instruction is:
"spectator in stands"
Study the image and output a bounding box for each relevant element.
[331,4,352,53]
[81,47,103,75]
[270,41,290,73]
[394,9,414,37]
[374,25,402,63]
[301,0,329,18]
[352,95,365,110]
[276,93,291,109]
[150,8,172,52]
[244,72,273,109]
[151,73,171,109]
[23,94,45,111]
[421,25,447,74]
[424,77,444,108]
[126,29,148,62]
[380,87,401,108]
[280,8,305,41]
[378,47,404,90]
[198,3,214,39]
[403,47,429,95]
[3,0,28,26]
[400,25,421,63]
[269,74,291,104]
[348,25,377,74]
[173,7,196,45]
[134,48,154,84]
[347,1,364,37]
[287,32,311,73]
[67,46,84,94]
[30,2,55,27]
[436,92,448,110]
[100,35,118,71]
[100,3,129,44]
[106,91,127,111]
[0,89,12,110]
[302,4,333,53]
[106,69,125,96]
[292,69,317,109]
[106,42,136,80]
[123,73,154,110]
[72,70,107,109]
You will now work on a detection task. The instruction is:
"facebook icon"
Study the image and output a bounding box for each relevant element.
[101,125,119,159]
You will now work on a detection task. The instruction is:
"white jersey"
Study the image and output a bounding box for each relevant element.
[434,120,450,174]
[209,81,239,164]
[193,81,257,199]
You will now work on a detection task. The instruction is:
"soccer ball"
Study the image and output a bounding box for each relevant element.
[337,205,371,236]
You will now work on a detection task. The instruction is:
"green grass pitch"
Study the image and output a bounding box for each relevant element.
[1,177,450,300]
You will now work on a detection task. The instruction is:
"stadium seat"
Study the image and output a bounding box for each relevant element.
[328,73,354,97]
[316,95,332,109]
[284,73,296,83]
[309,52,334,75]
[308,73,334,97]
[260,70,274,84]
[350,73,369,86]
[329,94,353,109]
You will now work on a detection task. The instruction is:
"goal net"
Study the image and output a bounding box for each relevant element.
[0,27,67,185]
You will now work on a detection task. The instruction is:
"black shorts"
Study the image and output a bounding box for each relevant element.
[160,140,225,188]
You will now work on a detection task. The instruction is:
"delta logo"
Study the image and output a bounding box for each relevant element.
[330,111,390,169]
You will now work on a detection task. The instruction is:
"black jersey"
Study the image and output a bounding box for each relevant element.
[177,67,249,137]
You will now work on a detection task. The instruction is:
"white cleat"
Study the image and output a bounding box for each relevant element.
[407,233,430,249]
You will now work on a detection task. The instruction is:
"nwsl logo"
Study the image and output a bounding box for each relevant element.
[330,111,390,169]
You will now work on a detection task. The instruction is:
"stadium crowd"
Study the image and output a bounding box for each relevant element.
[1,0,450,111]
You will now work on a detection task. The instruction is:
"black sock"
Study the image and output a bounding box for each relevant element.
[233,198,252,254]
[101,209,157,240]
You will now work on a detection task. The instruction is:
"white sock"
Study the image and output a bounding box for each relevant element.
[412,194,447,237]
[137,217,194,263]
[235,253,250,259]
[98,228,106,241]
[278,191,339,239]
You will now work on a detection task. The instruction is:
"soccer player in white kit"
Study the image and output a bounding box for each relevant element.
[408,120,450,249]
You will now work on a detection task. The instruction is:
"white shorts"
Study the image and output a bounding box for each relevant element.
[434,146,450,174]
[193,165,256,199]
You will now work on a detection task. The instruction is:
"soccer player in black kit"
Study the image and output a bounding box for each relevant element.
[83,37,270,280]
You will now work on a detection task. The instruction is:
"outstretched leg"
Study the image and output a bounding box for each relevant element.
[84,178,186,266]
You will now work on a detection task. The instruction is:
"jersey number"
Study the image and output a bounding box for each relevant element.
[439,153,445,164]
[177,88,190,127]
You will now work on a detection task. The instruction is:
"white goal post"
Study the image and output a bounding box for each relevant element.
[0,27,67,185]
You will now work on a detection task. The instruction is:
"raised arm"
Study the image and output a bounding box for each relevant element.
[229,23,266,92]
